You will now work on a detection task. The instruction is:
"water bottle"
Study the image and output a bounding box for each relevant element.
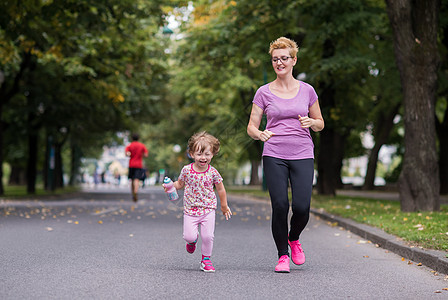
[163,177,179,201]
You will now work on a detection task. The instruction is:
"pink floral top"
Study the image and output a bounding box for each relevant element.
[178,163,223,216]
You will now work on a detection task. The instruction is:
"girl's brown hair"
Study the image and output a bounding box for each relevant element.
[188,131,220,155]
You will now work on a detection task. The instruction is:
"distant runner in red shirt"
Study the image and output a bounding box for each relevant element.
[125,133,148,202]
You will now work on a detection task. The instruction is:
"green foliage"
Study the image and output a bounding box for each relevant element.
[159,0,401,184]
[0,0,176,187]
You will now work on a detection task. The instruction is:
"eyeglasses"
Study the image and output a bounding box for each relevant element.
[271,56,293,63]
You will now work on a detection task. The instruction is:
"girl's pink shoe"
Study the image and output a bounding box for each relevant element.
[200,256,215,272]
[186,240,197,254]
[288,239,305,265]
[275,255,290,273]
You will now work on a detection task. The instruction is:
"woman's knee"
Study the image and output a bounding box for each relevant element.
[291,203,310,216]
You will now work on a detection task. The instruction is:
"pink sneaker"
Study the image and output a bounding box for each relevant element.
[200,256,215,273]
[275,255,290,273]
[186,240,197,254]
[289,239,305,265]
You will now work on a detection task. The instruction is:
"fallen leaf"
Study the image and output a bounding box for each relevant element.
[98,220,103,224]
[363,256,369,258]
[417,263,422,266]
[401,257,405,261]
[46,227,53,231]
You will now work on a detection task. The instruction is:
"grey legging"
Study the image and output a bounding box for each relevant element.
[263,156,314,258]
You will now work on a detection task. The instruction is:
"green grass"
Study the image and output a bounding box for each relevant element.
[0,185,80,198]
[227,186,448,252]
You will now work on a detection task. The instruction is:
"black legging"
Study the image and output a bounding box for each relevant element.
[263,156,314,258]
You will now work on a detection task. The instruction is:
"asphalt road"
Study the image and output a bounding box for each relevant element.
[0,185,447,299]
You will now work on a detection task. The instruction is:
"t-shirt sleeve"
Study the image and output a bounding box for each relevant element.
[309,85,318,107]
[252,87,265,110]
[178,166,188,182]
[212,168,223,184]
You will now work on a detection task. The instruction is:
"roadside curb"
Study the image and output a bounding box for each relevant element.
[310,208,448,275]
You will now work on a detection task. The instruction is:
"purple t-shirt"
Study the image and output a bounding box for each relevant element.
[252,81,318,160]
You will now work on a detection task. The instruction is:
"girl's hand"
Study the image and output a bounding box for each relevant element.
[162,184,168,192]
[298,115,314,128]
[221,206,232,221]
[259,130,275,142]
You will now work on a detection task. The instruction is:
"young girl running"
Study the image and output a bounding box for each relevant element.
[164,131,232,272]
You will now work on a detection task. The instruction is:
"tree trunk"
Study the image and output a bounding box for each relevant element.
[0,53,33,195]
[436,14,448,195]
[317,127,346,195]
[315,38,346,195]
[317,134,345,196]
[249,159,261,185]
[26,114,38,194]
[363,104,400,190]
[54,142,64,189]
[69,142,81,186]
[436,107,448,194]
[0,104,3,195]
[44,134,55,191]
[386,0,440,211]
[8,166,26,185]
[26,130,38,194]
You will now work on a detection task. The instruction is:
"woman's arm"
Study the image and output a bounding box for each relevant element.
[298,100,325,132]
[247,104,275,141]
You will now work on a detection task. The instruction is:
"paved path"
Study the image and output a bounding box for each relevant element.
[0,186,447,299]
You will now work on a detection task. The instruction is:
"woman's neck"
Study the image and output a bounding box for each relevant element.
[272,76,299,91]
[274,75,298,90]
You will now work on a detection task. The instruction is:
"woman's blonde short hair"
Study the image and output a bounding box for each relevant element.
[269,37,299,58]
[188,131,220,155]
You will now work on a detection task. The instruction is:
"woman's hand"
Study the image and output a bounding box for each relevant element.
[259,130,275,142]
[298,115,314,128]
